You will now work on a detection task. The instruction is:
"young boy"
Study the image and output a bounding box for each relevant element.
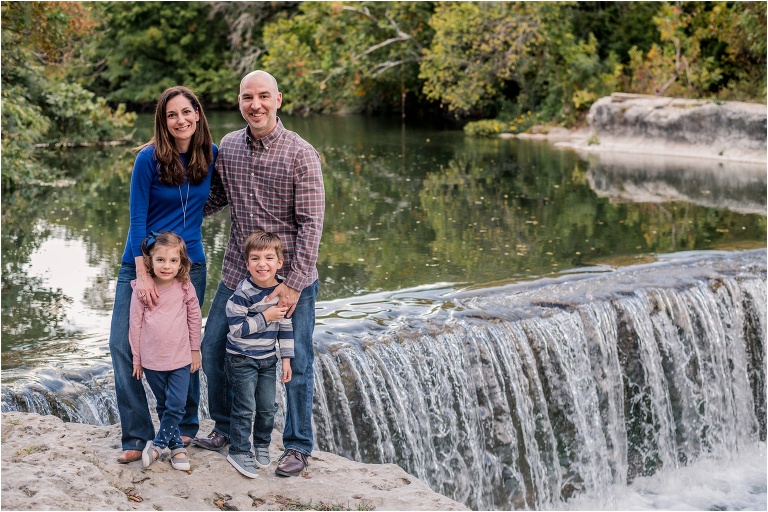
[224,231,293,478]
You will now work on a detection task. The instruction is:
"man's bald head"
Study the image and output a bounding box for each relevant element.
[240,70,279,94]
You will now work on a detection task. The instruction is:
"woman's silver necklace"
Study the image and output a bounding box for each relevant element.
[179,181,190,228]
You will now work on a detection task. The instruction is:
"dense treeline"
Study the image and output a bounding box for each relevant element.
[2,1,765,189]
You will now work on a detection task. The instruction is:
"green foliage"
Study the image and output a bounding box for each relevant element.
[261,2,434,115]
[421,2,622,122]
[570,2,661,65]
[622,1,766,100]
[4,0,764,151]
[42,82,136,143]
[1,2,135,192]
[624,2,722,96]
[464,111,543,137]
[463,120,511,138]
[420,2,538,116]
[85,1,238,107]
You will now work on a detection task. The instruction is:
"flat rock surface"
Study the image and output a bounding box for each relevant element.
[572,94,767,163]
[1,412,467,511]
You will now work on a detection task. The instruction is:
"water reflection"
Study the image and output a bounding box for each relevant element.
[1,113,766,373]
[586,152,767,215]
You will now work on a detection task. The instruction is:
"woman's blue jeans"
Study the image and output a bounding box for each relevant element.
[225,354,278,455]
[144,365,190,450]
[202,279,318,456]
[108,261,206,451]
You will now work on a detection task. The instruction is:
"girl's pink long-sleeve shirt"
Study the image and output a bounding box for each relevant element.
[129,279,201,371]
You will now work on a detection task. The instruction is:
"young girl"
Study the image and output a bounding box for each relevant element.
[129,231,202,470]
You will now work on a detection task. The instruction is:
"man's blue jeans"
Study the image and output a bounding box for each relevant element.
[144,365,190,450]
[108,261,206,451]
[200,281,235,438]
[202,279,318,456]
[225,354,278,455]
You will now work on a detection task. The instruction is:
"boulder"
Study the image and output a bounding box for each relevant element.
[573,93,767,163]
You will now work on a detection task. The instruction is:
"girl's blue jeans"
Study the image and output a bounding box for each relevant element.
[108,261,206,451]
[144,365,190,450]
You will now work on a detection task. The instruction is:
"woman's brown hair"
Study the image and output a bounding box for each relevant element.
[137,86,213,186]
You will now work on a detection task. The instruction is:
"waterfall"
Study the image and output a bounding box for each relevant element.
[2,250,765,510]
[311,251,766,510]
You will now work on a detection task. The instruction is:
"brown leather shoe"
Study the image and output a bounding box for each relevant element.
[275,449,309,477]
[191,431,228,451]
[117,449,142,464]
[180,435,193,447]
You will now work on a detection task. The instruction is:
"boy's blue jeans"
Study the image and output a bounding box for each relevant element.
[108,261,206,451]
[144,366,190,450]
[202,279,318,456]
[225,354,278,454]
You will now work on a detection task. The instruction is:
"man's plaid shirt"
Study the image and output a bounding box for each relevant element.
[204,118,324,292]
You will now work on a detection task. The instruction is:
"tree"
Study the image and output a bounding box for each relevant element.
[85,1,238,108]
[701,1,767,100]
[1,1,134,191]
[625,2,722,96]
[420,2,540,116]
[210,1,299,76]
[421,2,621,121]
[259,1,434,114]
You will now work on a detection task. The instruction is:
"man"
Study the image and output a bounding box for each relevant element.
[194,70,324,477]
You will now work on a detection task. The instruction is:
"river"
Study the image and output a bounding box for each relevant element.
[1,113,766,510]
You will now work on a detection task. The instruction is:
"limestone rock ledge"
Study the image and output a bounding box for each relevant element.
[1,412,467,511]
[573,93,767,163]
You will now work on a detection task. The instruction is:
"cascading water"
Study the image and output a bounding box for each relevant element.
[2,250,765,510]
[311,250,766,510]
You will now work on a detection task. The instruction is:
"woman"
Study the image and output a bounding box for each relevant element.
[110,86,217,463]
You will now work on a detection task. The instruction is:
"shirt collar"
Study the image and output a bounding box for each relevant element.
[244,117,285,150]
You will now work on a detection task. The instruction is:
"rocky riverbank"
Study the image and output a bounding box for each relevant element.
[567,93,766,163]
[507,93,767,164]
[0,412,467,511]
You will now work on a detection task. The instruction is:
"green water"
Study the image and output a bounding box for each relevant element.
[1,112,765,368]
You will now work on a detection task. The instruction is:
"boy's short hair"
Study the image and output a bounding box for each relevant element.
[242,231,284,260]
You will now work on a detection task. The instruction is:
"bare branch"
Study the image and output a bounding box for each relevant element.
[342,5,373,20]
[371,57,420,78]
[385,10,422,51]
[353,35,411,61]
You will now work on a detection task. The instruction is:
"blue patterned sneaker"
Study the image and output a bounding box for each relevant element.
[254,446,270,468]
[227,452,258,479]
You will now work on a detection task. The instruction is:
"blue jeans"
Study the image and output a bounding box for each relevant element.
[201,281,235,438]
[144,366,190,450]
[203,279,318,456]
[283,280,319,456]
[225,354,278,455]
[108,261,206,450]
